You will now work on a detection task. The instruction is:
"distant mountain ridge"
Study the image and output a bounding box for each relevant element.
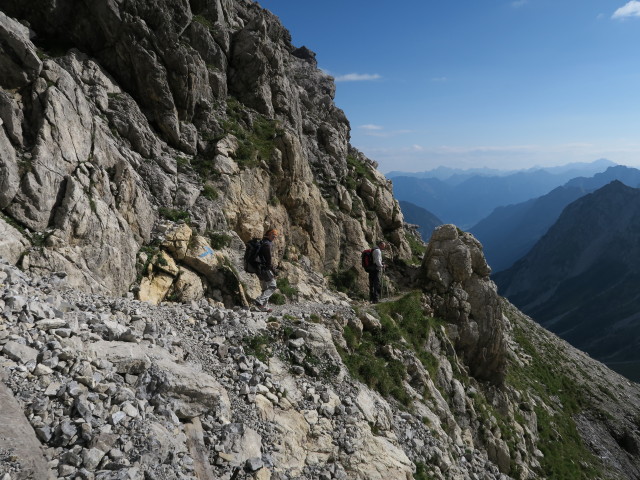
[390,159,616,228]
[398,201,442,240]
[471,165,640,272]
[494,180,640,380]
[387,158,616,183]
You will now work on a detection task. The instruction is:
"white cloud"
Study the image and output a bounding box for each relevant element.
[511,0,528,7]
[431,76,448,82]
[612,1,640,19]
[334,73,382,82]
[357,124,414,138]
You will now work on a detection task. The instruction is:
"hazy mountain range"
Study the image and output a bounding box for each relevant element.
[389,159,617,228]
[470,165,640,272]
[398,201,442,240]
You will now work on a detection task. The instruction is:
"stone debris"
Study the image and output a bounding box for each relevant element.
[0,258,524,480]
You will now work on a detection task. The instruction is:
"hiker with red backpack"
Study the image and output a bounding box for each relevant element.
[362,240,388,304]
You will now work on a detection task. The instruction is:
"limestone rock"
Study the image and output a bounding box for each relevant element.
[182,234,223,280]
[0,126,19,209]
[171,266,206,303]
[0,217,28,265]
[163,223,194,261]
[0,11,42,88]
[420,224,506,384]
[0,372,49,479]
[144,356,231,421]
[138,271,174,305]
[217,423,262,467]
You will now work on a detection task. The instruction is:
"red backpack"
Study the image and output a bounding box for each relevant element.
[361,248,377,272]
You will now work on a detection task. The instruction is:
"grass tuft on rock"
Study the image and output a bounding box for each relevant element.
[337,292,442,406]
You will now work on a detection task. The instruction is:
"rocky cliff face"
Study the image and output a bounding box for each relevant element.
[0,0,409,304]
[2,2,640,480]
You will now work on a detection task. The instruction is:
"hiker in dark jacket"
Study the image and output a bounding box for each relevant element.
[254,228,279,312]
[368,240,387,303]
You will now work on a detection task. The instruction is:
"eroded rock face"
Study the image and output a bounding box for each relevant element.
[0,11,42,89]
[420,224,506,384]
[0,0,410,301]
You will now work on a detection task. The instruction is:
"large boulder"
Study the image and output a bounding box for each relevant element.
[0,11,42,88]
[420,224,506,384]
[0,217,28,265]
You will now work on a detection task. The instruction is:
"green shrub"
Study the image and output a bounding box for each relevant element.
[176,156,190,172]
[191,156,221,181]
[206,231,232,249]
[243,334,271,362]
[414,462,431,480]
[202,184,219,201]
[193,14,213,28]
[277,277,298,299]
[269,293,286,305]
[330,267,362,298]
[158,207,190,223]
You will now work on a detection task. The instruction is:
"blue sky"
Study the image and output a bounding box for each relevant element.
[256,0,640,173]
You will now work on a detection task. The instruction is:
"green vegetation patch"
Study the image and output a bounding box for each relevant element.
[243,334,271,363]
[330,267,363,299]
[223,97,282,169]
[406,233,427,265]
[277,277,298,299]
[134,241,163,285]
[269,293,286,305]
[345,154,376,190]
[0,212,26,236]
[506,316,609,479]
[158,207,190,223]
[193,14,213,28]
[337,292,442,406]
[206,231,232,249]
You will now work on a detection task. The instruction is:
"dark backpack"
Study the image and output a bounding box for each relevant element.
[361,248,376,272]
[244,238,264,274]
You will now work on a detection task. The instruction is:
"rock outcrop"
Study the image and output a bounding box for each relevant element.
[2,1,640,480]
[420,224,506,384]
[0,0,410,303]
[2,245,640,479]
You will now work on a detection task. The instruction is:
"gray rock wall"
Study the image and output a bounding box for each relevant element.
[0,0,409,299]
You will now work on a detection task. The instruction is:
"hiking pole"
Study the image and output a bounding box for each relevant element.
[385,272,390,300]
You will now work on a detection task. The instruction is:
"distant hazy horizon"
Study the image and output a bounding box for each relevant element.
[384,158,618,176]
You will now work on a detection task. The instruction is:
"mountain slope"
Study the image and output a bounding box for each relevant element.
[471,165,640,273]
[391,162,614,228]
[2,1,640,479]
[494,181,640,377]
[399,200,442,240]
